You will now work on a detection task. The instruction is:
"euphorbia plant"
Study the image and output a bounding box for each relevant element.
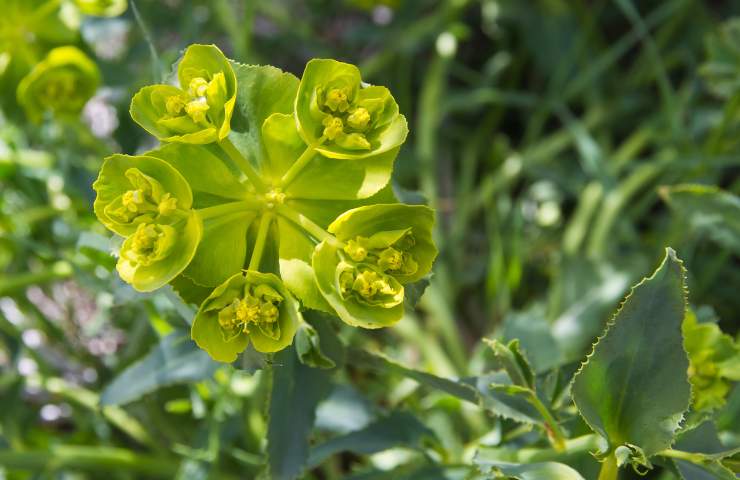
[93,44,437,362]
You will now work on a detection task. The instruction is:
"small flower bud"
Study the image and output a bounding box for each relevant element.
[378,247,403,271]
[322,116,344,140]
[324,88,350,112]
[185,98,210,123]
[188,77,209,97]
[165,95,186,116]
[124,223,177,267]
[344,238,368,262]
[346,107,371,130]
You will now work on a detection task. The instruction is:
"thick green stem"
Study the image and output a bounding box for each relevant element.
[219,137,267,192]
[598,455,619,480]
[279,136,326,188]
[196,199,263,220]
[248,213,273,271]
[274,204,339,246]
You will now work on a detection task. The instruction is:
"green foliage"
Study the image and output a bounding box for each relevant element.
[572,249,690,471]
[1,2,739,480]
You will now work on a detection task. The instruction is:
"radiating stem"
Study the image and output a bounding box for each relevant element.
[278,136,327,188]
[598,455,618,480]
[196,200,263,220]
[274,204,339,246]
[249,213,273,271]
[219,137,267,192]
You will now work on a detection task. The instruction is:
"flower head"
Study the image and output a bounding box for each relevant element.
[17,46,100,122]
[192,271,301,362]
[130,45,236,144]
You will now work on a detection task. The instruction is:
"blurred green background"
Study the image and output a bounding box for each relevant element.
[1,0,738,478]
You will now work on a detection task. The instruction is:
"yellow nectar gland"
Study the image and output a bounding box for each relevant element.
[185,97,209,123]
[126,223,176,266]
[344,238,368,262]
[188,77,209,98]
[166,95,186,116]
[346,107,370,131]
[325,88,350,112]
[378,247,403,271]
[322,116,344,140]
[218,285,282,337]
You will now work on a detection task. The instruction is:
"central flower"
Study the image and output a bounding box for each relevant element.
[122,223,177,267]
[218,283,283,340]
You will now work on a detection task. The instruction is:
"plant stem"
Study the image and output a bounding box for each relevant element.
[598,455,618,480]
[219,138,267,192]
[196,200,263,220]
[248,213,273,271]
[274,204,339,246]
[527,392,567,452]
[278,136,326,188]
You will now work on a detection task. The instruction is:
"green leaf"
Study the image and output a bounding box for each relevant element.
[184,211,257,287]
[474,456,586,480]
[279,257,333,313]
[17,46,100,122]
[571,248,690,461]
[699,18,740,99]
[668,421,740,480]
[295,320,335,369]
[307,411,437,469]
[100,332,219,406]
[228,63,299,173]
[348,348,542,424]
[267,346,332,480]
[147,143,249,207]
[170,274,213,306]
[484,338,535,390]
[660,184,740,254]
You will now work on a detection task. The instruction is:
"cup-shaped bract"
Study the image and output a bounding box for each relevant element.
[17,46,100,122]
[130,44,237,144]
[313,240,405,328]
[116,212,202,292]
[93,154,194,237]
[74,0,128,16]
[191,271,301,362]
[295,59,408,159]
[328,204,437,284]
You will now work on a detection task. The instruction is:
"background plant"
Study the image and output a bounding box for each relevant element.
[0,1,738,479]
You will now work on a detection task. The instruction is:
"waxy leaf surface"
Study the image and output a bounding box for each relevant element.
[572,248,690,458]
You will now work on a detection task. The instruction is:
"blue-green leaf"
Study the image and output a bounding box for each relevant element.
[100,332,219,406]
[571,248,691,463]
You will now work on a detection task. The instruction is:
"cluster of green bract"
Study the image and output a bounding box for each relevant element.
[93,45,437,362]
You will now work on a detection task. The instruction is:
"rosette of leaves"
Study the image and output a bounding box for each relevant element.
[130,44,237,144]
[16,46,100,122]
[93,44,437,362]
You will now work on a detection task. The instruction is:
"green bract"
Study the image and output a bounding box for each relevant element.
[75,0,128,17]
[311,205,436,328]
[328,204,437,284]
[93,154,194,237]
[117,213,202,292]
[191,271,300,362]
[130,44,237,144]
[94,44,437,361]
[295,59,408,159]
[17,46,100,122]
